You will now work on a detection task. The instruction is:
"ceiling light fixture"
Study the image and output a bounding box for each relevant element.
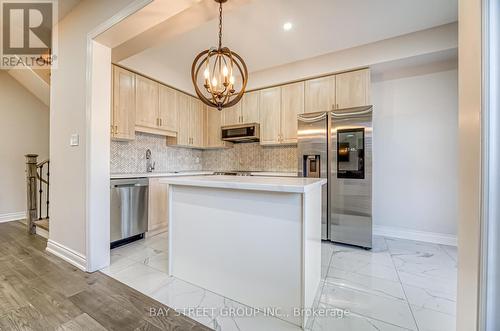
[283,22,293,31]
[191,0,248,111]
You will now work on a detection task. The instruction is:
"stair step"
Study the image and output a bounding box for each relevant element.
[34,219,49,231]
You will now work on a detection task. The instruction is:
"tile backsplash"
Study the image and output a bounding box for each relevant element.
[111,132,203,173]
[202,143,298,172]
[111,133,298,173]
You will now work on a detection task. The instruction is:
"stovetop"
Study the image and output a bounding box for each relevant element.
[213,171,253,176]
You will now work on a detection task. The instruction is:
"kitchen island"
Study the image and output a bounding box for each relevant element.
[159,175,326,328]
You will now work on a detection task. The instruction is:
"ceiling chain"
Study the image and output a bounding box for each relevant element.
[218,2,223,49]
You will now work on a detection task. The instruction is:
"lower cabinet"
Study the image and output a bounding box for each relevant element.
[147,178,168,236]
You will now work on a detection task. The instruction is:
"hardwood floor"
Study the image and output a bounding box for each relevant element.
[0,221,211,331]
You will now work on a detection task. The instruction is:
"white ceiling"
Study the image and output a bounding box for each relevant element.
[121,0,457,80]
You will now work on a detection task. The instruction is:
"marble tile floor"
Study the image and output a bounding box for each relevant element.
[101,233,457,331]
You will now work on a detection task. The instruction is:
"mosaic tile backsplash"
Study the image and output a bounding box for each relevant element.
[111,132,203,173]
[111,133,298,174]
[203,143,298,172]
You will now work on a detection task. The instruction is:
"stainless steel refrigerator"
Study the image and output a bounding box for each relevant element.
[298,106,373,248]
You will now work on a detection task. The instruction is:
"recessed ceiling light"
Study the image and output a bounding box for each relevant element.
[283,22,293,31]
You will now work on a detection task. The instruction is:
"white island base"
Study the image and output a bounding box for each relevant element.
[160,176,327,328]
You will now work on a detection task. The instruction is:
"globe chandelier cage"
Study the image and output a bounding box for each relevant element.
[191,0,248,111]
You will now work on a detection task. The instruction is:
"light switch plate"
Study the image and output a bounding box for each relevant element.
[70,134,79,146]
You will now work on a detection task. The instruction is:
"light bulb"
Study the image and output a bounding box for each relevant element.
[222,66,229,77]
[204,68,210,79]
[212,77,218,87]
[229,76,235,85]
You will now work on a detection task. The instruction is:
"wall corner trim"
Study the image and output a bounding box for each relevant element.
[0,212,26,223]
[46,239,87,271]
[374,225,457,246]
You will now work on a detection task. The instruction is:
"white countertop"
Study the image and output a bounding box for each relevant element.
[110,171,214,179]
[159,175,326,193]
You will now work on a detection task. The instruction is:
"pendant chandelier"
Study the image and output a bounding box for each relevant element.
[191,0,248,111]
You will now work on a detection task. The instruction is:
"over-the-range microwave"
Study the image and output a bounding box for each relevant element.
[221,123,260,143]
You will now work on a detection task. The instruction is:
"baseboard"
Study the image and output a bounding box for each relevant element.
[46,240,87,271]
[373,225,457,246]
[0,212,26,223]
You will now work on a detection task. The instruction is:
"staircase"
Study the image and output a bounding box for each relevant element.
[25,155,50,237]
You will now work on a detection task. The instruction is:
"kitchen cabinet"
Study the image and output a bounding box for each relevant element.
[148,178,168,236]
[167,95,204,148]
[135,75,159,129]
[170,93,190,146]
[241,91,260,124]
[259,87,282,145]
[111,66,135,141]
[221,103,241,126]
[205,107,232,149]
[335,69,371,109]
[159,85,178,133]
[281,81,304,144]
[220,92,260,125]
[190,98,205,147]
[304,76,335,113]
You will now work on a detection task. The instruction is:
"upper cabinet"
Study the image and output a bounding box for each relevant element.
[304,68,371,112]
[159,85,178,133]
[174,93,190,146]
[281,81,304,144]
[259,87,282,145]
[304,76,335,113]
[221,103,241,127]
[190,99,205,147]
[241,91,260,124]
[205,107,232,149]
[335,69,371,109]
[167,95,205,148]
[112,65,371,148]
[220,91,260,126]
[135,75,159,130]
[112,66,135,141]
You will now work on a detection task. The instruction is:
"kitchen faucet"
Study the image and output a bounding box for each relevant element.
[146,149,155,173]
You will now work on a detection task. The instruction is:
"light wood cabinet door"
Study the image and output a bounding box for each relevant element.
[159,85,177,132]
[241,91,260,124]
[176,93,190,146]
[222,103,241,126]
[281,81,304,144]
[335,69,371,109]
[205,107,224,148]
[190,98,205,148]
[259,87,281,145]
[148,178,168,235]
[112,66,135,141]
[304,76,335,113]
[135,75,159,129]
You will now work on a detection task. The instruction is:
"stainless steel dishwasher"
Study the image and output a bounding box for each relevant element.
[110,178,148,248]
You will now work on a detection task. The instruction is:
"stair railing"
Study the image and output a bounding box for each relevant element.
[25,154,50,234]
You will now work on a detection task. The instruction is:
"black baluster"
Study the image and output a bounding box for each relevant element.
[38,164,43,220]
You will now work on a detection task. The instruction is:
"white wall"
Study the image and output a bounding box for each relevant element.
[372,65,458,239]
[49,0,138,260]
[0,70,49,221]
